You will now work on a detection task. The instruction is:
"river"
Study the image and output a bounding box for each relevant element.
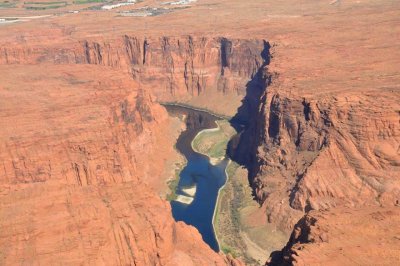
[163,104,229,252]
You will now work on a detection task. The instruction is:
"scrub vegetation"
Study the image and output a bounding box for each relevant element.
[24,1,67,9]
[214,162,260,264]
[166,161,185,201]
[73,0,104,4]
[0,1,16,8]
[215,161,289,265]
[192,120,236,159]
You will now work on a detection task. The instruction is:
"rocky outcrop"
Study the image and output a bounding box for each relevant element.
[0,180,232,265]
[220,37,400,266]
[0,80,165,187]
[266,206,400,265]
[232,82,400,230]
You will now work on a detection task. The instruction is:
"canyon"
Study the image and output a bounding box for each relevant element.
[0,0,399,265]
[0,63,236,265]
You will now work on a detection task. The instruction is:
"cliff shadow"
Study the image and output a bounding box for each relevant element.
[229,40,271,131]
[227,40,272,201]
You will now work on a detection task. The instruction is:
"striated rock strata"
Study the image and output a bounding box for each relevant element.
[267,207,400,265]
[0,36,265,115]
[231,67,400,232]
[0,63,239,265]
[229,39,400,264]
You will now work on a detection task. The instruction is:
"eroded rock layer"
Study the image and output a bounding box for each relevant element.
[228,39,400,264]
[0,64,238,265]
[231,70,400,231]
[0,37,265,115]
[267,207,400,265]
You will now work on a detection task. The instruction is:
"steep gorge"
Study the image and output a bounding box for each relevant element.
[1,29,399,265]
[0,34,275,264]
[0,36,256,264]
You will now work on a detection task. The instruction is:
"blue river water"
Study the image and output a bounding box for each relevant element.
[164,104,229,252]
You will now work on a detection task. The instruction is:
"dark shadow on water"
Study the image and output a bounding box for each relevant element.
[163,104,227,252]
[161,40,272,252]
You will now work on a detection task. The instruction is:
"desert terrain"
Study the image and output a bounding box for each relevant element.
[0,0,399,265]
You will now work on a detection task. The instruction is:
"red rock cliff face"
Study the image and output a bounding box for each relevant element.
[229,43,400,262]
[0,61,236,264]
[266,207,400,265]
[2,29,398,264]
[266,90,397,225]
[0,36,265,115]
[231,60,400,230]
[0,71,168,189]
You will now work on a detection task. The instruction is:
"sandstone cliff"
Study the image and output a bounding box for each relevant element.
[0,36,265,115]
[1,32,398,264]
[0,63,238,265]
[228,36,400,264]
[231,64,400,232]
[267,206,400,265]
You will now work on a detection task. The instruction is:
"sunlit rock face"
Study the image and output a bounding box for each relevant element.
[0,55,239,266]
[0,36,266,116]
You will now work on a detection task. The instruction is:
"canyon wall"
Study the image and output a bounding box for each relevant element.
[0,36,265,115]
[0,64,170,190]
[229,44,400,263]
[1,32,398,265]
[267,206,400,265]
[232,76,400,231]
[0,33,267,265]
[0,60,239,264]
